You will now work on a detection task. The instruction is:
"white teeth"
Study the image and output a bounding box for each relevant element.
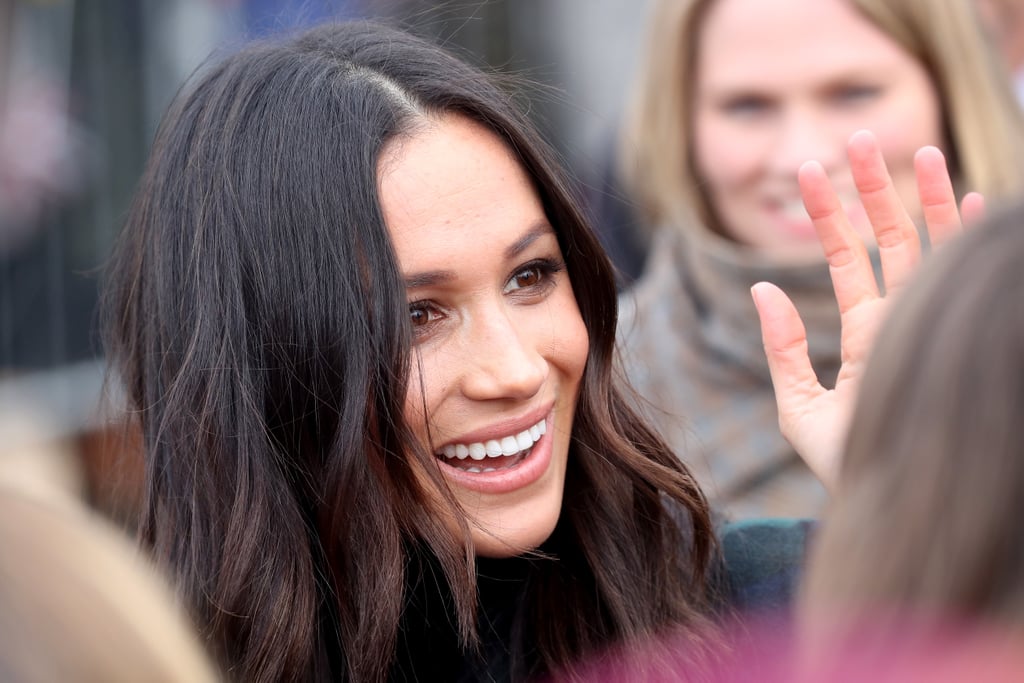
[515,431,532,450]
[438,417,548,463]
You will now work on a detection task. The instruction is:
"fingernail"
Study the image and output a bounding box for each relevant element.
[750,283,763,310]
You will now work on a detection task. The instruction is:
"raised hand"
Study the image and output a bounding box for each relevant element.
[752,130,983,491]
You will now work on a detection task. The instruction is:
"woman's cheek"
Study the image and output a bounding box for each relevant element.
[694,114,769,188]
[870,99,944,219]
[559,302,590,389]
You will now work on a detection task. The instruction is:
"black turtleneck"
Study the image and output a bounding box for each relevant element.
[390,551,537,683]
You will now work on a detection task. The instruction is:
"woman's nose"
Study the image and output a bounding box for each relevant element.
[768,107,845,176]
[459,309,548,402]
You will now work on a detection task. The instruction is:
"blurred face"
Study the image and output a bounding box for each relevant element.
[693,0,943,261]
[378,114,589,558]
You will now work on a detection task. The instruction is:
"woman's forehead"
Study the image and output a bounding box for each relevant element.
[378,114,547,259]
[695,0,910,87]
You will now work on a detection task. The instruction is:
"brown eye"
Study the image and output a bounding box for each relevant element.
[409,304,435,328]
[503,258,564,294]
[512,267,541,289]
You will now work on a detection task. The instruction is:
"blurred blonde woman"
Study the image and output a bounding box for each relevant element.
[0,412,219,683]
[617,0,1024,519]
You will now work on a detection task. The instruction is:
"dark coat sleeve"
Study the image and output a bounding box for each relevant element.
[710,518,815,615]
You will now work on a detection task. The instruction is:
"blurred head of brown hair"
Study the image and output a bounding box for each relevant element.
[0,413,219,683]
[802,201,1024,628]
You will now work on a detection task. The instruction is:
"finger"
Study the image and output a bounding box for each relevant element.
[799,160,880,314]
[847,130,921,294]
[960,192,986,228]
[914,146,962,249]
[752,281,824,418]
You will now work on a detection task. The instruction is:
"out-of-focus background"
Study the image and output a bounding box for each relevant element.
[0,0,652,522]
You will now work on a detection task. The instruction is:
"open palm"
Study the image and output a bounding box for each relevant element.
[753,130,984,491]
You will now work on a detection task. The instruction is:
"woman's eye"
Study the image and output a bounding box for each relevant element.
[720,95,772,118]
[507,266,543,291]
[831,84,882,105]
[409,302,440,328]
[504,258,565,294]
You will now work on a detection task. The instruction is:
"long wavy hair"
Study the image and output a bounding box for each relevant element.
[102,21,715,682]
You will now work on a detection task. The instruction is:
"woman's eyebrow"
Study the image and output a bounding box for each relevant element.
[403,222,555,289]
[505,221,555,259]
[404,270,455,289]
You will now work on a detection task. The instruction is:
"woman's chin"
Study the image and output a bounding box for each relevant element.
[469,516,560,558]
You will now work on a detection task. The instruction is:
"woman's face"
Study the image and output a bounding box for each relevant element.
[378,114,589,558]
[692,0,944,260]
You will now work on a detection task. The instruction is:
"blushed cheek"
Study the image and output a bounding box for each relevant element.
[693,118,775,233]
[694,114,751,189]
[870,96,943,221]
[558,307,590,394]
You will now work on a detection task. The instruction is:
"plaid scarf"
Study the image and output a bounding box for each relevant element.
[618,222,864,519]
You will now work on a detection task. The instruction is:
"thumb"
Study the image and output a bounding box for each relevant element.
[751,281,823,418]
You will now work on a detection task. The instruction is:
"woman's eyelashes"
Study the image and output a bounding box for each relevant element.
[409,301,444,332]
[502,257,566,295]
[716,82,883,119]
[827,83,883,107]
[406,256,567,341]
[719,94,773,119]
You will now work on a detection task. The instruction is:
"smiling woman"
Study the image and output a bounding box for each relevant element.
[380,114,589,557]
[691,0,943,257]
[100,21,718,683]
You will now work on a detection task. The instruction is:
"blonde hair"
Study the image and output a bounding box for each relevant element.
[0,415,220,683]
[622,0,1024,232]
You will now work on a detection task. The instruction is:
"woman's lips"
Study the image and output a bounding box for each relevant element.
[437,417,546,473]
[433,412,554,495]
[763,198,815,240]
[766,192,866,241]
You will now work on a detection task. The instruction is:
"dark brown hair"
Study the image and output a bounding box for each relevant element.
[102,21,714,682]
